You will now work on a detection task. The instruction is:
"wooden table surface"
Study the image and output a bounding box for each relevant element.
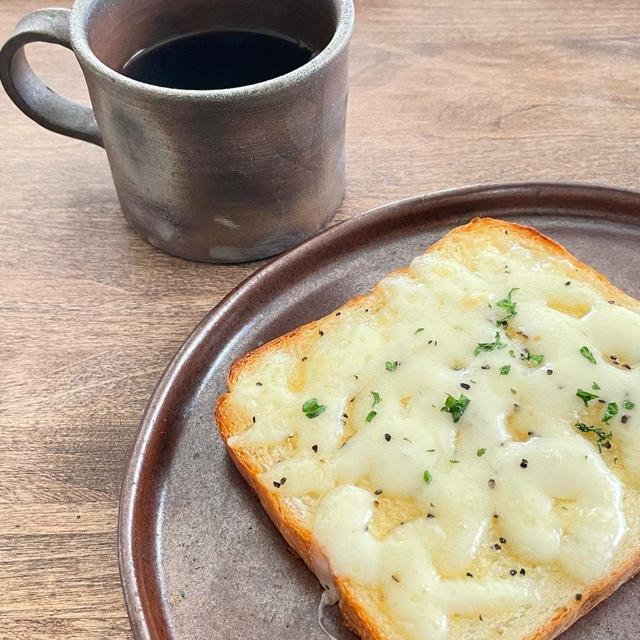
[2,0,640,637]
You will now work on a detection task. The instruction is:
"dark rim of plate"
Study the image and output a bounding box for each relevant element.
[118,181,640,640]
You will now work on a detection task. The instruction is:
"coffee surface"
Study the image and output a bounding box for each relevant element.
[121,29,315,90]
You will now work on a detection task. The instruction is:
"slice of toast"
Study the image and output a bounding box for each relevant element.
[215,218,640,640]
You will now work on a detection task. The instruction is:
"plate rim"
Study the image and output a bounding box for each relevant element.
[118,180,640,640]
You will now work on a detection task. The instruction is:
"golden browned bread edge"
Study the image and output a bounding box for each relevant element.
[214,217,640,640]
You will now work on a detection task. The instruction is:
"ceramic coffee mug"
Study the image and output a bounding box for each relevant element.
[0,0,354,263]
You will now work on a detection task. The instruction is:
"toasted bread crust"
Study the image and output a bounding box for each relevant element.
[215,217,640,640]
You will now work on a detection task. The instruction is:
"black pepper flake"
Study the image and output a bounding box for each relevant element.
[499,537,507,544]
[252,416,256,423]
[598,398,606,404]
[527,431,534,436]
[273,481,281,488]
[510,569,517,576]
[279,477,287,485]
[319,330,324,336]
[520,568,526,575]
[373,500,380,507]
[427,513,435,519]
[256,382,263,386]
[312,444,318,453]
[428,339,433,344]
[353,374,359,380]
[488,478,496,489]
[547,369,554,375]
[365,308,369,313]
[608,300,616,305]
[514,403,520,412]
[575,593,583,601]
[374,489,383,495]
[466,572,474,577]
[342,413,349,419]
[479,615,484,622]
[391,575,400,583]
[384,433,392,442]
[460,383,471,390]
[493,543,502,551]
[611,354,619,361]
[623,363,632,370]
[493,513,500,519]
[481,365,491,370]
[622,415,630,424]
[335,312,341,316]
[520,459,529,469]
[301,356,308,361]
[565,281,571,286]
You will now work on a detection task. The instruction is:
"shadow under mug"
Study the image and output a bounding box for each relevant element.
[0,0,354,263]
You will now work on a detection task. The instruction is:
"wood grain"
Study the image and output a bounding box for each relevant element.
[2,0,640,638]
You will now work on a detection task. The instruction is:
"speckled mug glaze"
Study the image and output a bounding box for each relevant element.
[0,0,354,263]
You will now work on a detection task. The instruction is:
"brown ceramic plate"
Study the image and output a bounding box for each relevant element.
[119,183,640,640]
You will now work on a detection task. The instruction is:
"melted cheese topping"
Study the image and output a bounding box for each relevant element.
[228,236,640,639]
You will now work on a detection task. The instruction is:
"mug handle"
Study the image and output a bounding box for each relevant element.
[0,8,102,146]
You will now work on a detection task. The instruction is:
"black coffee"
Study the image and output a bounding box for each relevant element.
[121,29,315,90]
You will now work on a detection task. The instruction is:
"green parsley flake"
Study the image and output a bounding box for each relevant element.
[302,398,326,419]
[624,400,635,411]
[509,349,516,358]
[415,327,425,334]
[365,391,382,422]
[474,332,507,357]
[441,393,470,423]
[423,469,432,484]
[477,448,487,457]
[592,381,601,391]
[496,288,519,328]
[576,388,599,407]
[575,422,613,453]
[499,365,511,375]
[602,402,619,424]
[385,361,399,372]
[521,350,544,366]
[450,459,461,464]
[580,346,597,365]
[510,388,518,395]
